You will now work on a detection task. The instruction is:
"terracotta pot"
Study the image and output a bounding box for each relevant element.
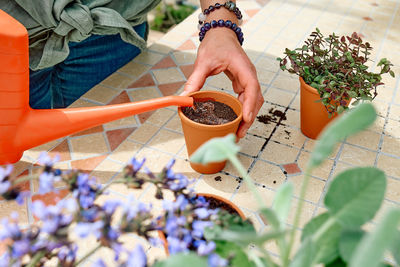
[158,193,246,256]
[300,77,349,139]
[178,91,243,174]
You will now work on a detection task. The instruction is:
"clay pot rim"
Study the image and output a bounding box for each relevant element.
[178,90,243,130]
[299,76,320,96]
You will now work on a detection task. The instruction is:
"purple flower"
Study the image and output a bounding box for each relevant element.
[58,244,78,263]
[196,240,216,256]
[75,221,104,239]
[32,201,73,234]
[173,195,188,211]
[38,171,60,194]
[126,245,147,267]
[0,252,11,266]
[130,158,146,173]
[192,220,213,239]
[92,259,107,267]
[121,195,152,221]
[73,173,100,209]
[12,239,30,258]
[167,236,189,254]
[0,218,21,240]
[15,191,30,205]
[208,253,228,267]
[0,165,12,194]
[38,152,60,167]
[103,200,121,215]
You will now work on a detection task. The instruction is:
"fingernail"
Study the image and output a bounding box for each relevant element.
[179,91,188,96]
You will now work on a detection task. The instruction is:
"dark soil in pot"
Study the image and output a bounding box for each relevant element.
[202,195,239,215]
[182,100,237,125]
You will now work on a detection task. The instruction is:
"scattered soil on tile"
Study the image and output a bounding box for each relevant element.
[283,171,288,175]
[362,16,373,21]
[273,180,276,184]
[284,129,291,140]
[257,108,287,125]
[214,176,222,182]
[371,3,378,6]
[182,100,237,125]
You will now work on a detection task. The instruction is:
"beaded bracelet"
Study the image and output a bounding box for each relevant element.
[199,19,244,46]
[198,1,243,29]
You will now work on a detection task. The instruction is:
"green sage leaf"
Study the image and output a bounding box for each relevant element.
[302,213,342,264]
[338,229,365,263]
[309,102,376,169]
[190,134,240,165]
[324,167,386,228]
[349,208,400,267]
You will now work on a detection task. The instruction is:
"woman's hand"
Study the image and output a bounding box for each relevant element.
[181,26,264,138]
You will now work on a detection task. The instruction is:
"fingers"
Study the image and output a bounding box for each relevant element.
[181,61,210,96]
[228,59,264,138]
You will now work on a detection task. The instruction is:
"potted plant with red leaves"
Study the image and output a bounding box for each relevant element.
[277,28,395,139]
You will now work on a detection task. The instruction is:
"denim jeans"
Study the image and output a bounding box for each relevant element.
[29,22,147,109]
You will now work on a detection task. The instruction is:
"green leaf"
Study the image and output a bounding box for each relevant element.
[153,252,208,267]
[324,167,386,228]
[302,213,342,264]
[272,182,294,227]
[390,230,400,265]
[350,208,400,267]
[347,91,357,98]
[389,70,395,77]
[338,229,365,262]
[289,238,317,267]
[325,257,347,267]
[215,240,255,267]
[190,134,240,165]
[308,102,376,169]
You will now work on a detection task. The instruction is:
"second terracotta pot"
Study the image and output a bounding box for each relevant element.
[300,77,349,139]
[178,90,243,174]
[158,193,246,256]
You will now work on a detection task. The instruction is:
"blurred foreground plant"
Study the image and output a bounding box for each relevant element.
[1,103,400,267]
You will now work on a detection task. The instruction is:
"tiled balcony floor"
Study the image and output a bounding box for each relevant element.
[2,0,400,265]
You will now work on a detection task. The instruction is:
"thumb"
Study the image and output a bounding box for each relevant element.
[180,64,209,96]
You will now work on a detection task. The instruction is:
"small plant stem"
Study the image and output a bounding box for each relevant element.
[26,251,46,267]
[13,174,39,185]
[227,153,266,210]
[75,244,102,266]
[282,168,312,267]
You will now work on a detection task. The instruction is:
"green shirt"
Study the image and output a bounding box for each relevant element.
[1,0,161,70]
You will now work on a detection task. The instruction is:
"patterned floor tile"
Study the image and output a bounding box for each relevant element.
[106,127,136,151]
[151,56,177,70]
[128,73,156,88]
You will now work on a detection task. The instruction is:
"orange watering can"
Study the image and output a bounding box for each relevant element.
[0,10,193,165]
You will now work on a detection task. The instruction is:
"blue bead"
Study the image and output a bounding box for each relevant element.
[211,20,218,28]
[238,32,244,38]
[204,8,210,15]
[218,19,225,27]
[231,23,237,30]
[200,26,206,32]
[199,31,205,37]
[199,36,204,42]
[235,27,241,34]
[225,20,232,28]
[204,23,211,30]
[209,5,215,12]
[215,3,221,8]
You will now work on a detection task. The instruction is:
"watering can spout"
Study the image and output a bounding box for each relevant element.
[14,96,193,153]
[0,9,193,165]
